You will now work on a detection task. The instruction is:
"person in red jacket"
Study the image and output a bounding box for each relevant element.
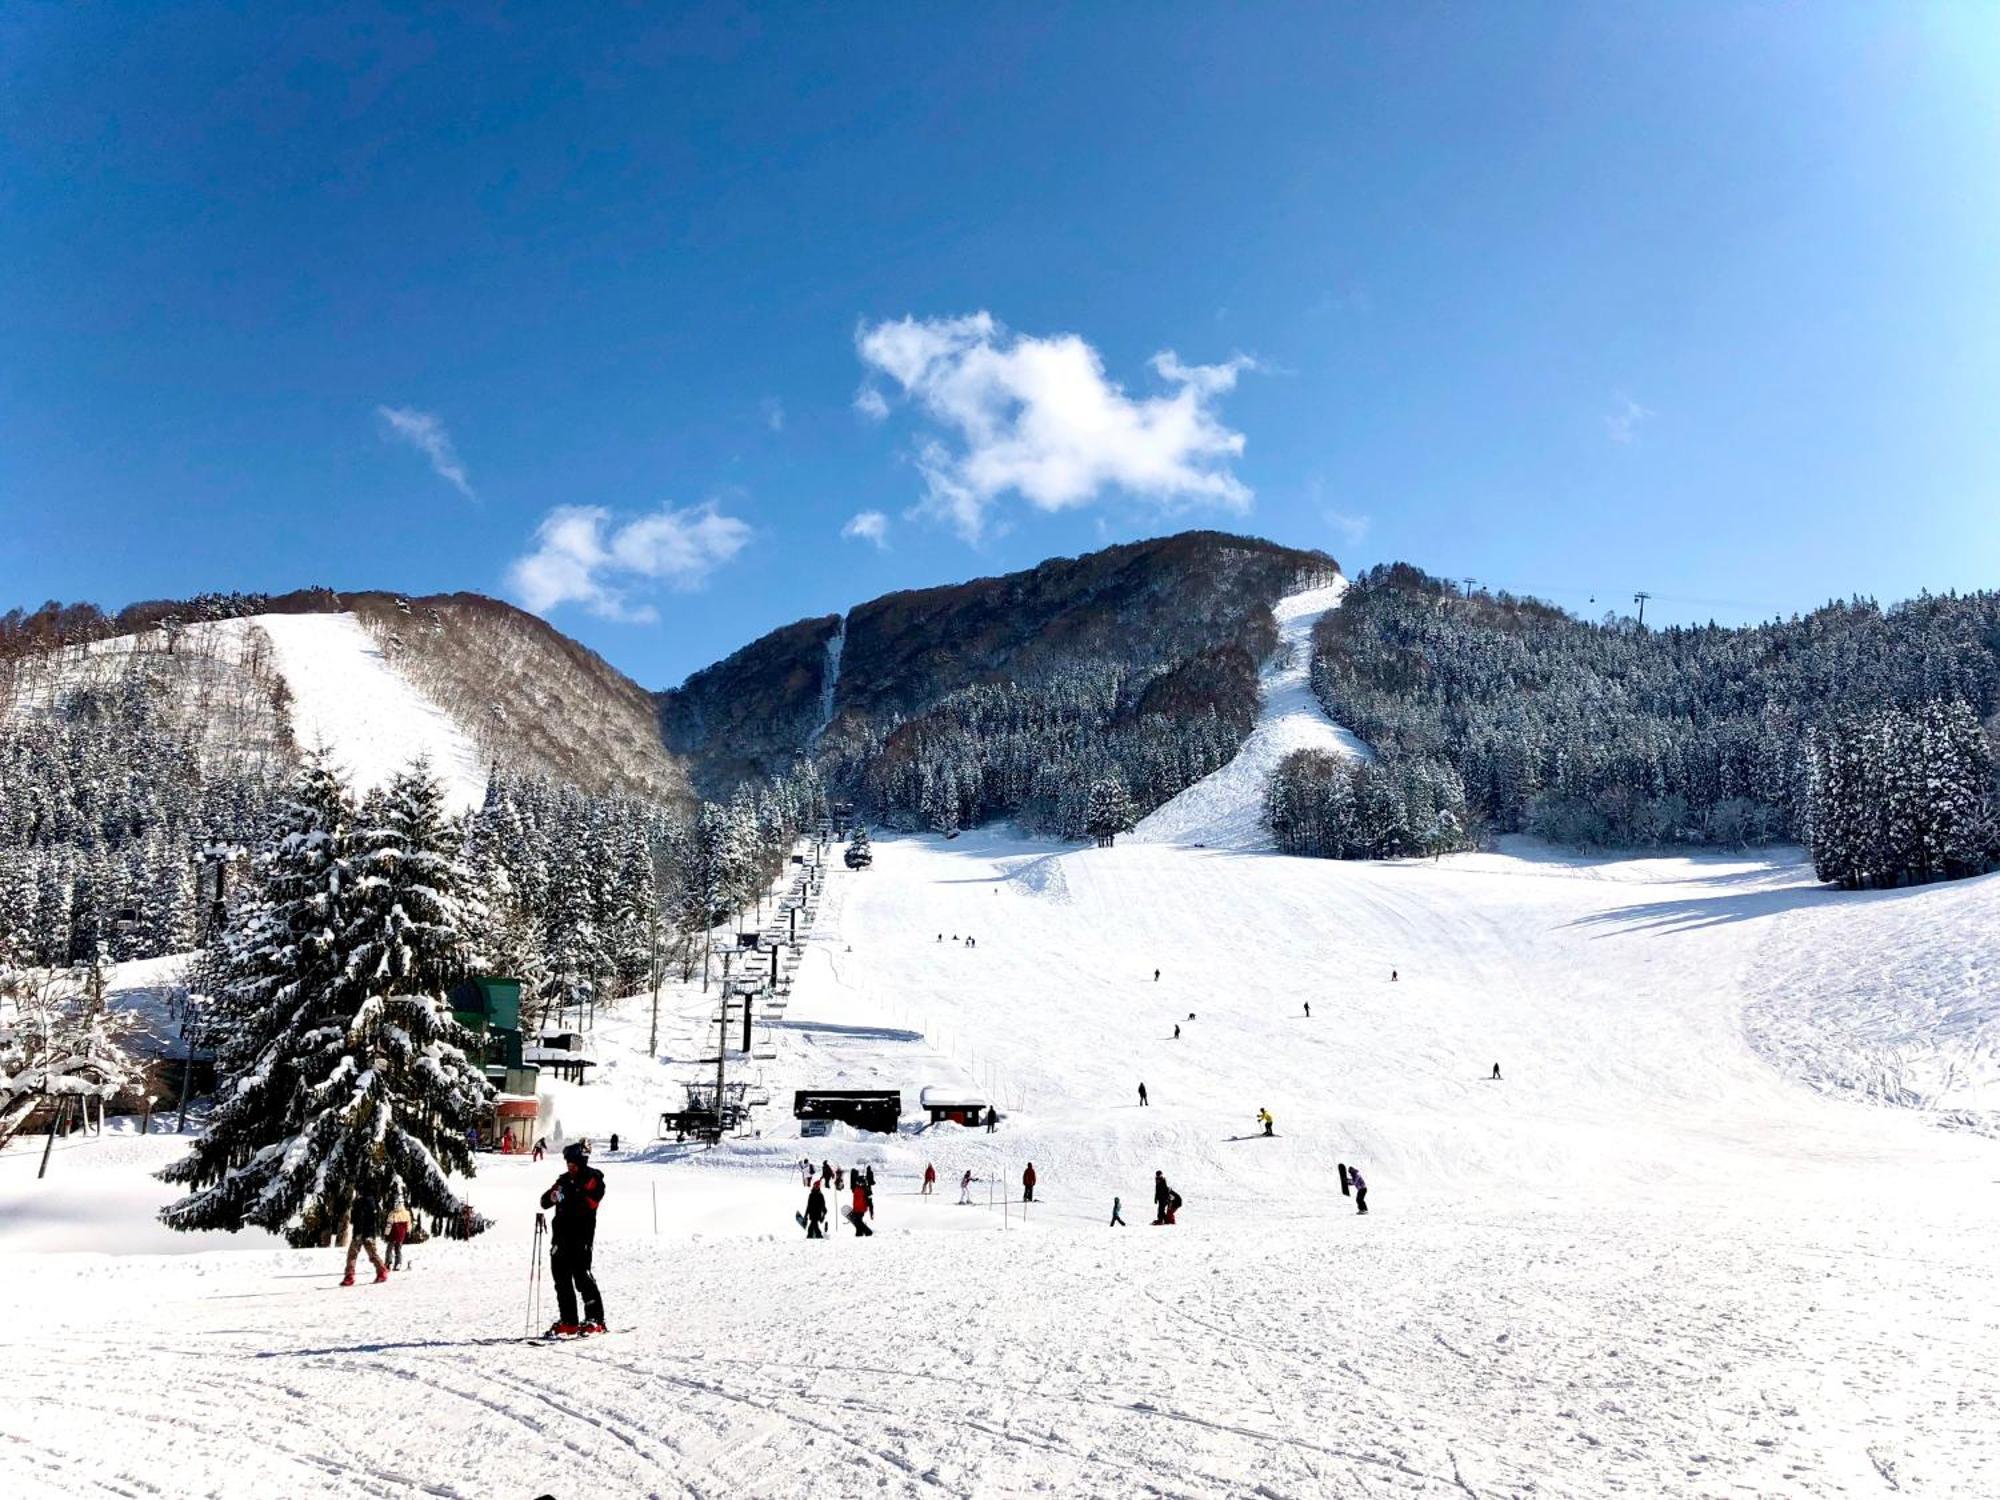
[1021,1162,1037,1203]
[921,1162,936,1196]
[539,1144,607,1336]
[849,1176,874,1236]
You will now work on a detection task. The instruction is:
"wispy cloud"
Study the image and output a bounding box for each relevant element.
[376,405,474,498]
[853,386,890,421]
[507,501,752,622]
[1325,510,1371,548]
[842,510,889,548]
[1605,393,1655,445]
[761,396,786,433]
[854,311,1255,541]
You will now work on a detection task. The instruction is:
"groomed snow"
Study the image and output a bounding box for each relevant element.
[5,834,1999,1497]
[225,613,486,813]
[1132,578,1370,850]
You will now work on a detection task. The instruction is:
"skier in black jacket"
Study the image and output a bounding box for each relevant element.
[539,1144,607,1335]
[1152,1170,1173,1225]
[804,1181,828,1238]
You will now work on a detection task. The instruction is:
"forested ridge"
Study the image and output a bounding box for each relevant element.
[1280,563,2000,888]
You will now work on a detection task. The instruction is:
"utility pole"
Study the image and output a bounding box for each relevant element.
[1633,590,1651,628]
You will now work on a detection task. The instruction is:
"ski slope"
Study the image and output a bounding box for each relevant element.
[6,829,2000,1497]
[223,613,487,812]
[1133,578,1370,850]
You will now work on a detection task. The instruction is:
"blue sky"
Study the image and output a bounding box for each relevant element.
[5,3,1998,687]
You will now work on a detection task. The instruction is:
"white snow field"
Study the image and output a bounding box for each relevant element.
[1133,579,1370,850]
[223,612,488,812]
[6,830,2000,1498]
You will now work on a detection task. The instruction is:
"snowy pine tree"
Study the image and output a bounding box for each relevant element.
[159,757,494,1245]
[1084,776,1136,848]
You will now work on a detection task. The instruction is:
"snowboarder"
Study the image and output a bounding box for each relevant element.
[849,1177,874,1236]
[1258,1108,1274,1137]
[341,1191,389,1285]
[385,1200,412,1270]
[804,1180,828,1238]
[609,1132,620,1153]
[1338,1161,1351,1196]
[1152,1171,1172,1225]
[959,1169,977,1205]
[539,1143,607,1336]
[922,1163,937,1196]
[1138,1082,1148,1107]
[1350,1165,1369,1215]
[1490,1063,1501,1080]
[1021,1163,1037,1203]
[1110,1196,1125,1227]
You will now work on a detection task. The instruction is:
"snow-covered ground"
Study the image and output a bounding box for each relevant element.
[7,821,2000,1497]
[1133,579,1369,850]
[223,613,486,812]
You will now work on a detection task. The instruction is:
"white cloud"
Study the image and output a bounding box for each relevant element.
[376,405,474,498]
[761,396,786,432]
[853,386,890,421]
[1606,394,1655,445]
[854,311,1255,541]
[842,509,889,548]
[507,500,752,622]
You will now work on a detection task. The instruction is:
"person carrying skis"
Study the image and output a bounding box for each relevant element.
[922,1163,936,1196]
[385,1199,412,1271]
[1258,1108,1274,1137]
[539,1143,607,1336]
[1138,1082,1148,1107]
[342,1190,390,1286]
[959,1169,977,1205]
[1021,1162,1037,1203]
[1350,1165,1369,1215]
[1152,1170,1173,1225]
[804,1180,828,1238]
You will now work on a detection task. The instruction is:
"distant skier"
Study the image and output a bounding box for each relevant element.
[937,933,943,942]
[1173,1024,1180,1040]
[1258,1108,1274,1137]
[385,1200,411,1271]
[922,1163,937,1196]
[1110,1196,1125,1227]
[985,1107,998,1133]
[804,1180,828,1238]
[1021,1163,1037,1203]
[1304,1001,1310,1018]
[959,1169,977,1205]
[1490,1063,1501,1080]
[1152,1171,1172,1225]
[539,1143,607,1336]
[1153,969,1160,982]
[609,1132,620,1153]
[1391,970,1398,982]
[821,1158,834,1186]
[1350,1165,1369,1215]
[341,1191,389,1286]
[1138,1082,1149,1107]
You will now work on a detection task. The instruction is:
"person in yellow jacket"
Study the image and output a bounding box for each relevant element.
[1257,1108,1274,1138]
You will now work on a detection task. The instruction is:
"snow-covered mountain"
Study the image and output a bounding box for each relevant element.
[2,591,692,811]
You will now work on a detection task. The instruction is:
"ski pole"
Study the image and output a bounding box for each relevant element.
[525,1213,545,1337]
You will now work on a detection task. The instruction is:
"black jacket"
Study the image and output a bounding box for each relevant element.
[540,1165,606,1242]
[806,1184,827,1221]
